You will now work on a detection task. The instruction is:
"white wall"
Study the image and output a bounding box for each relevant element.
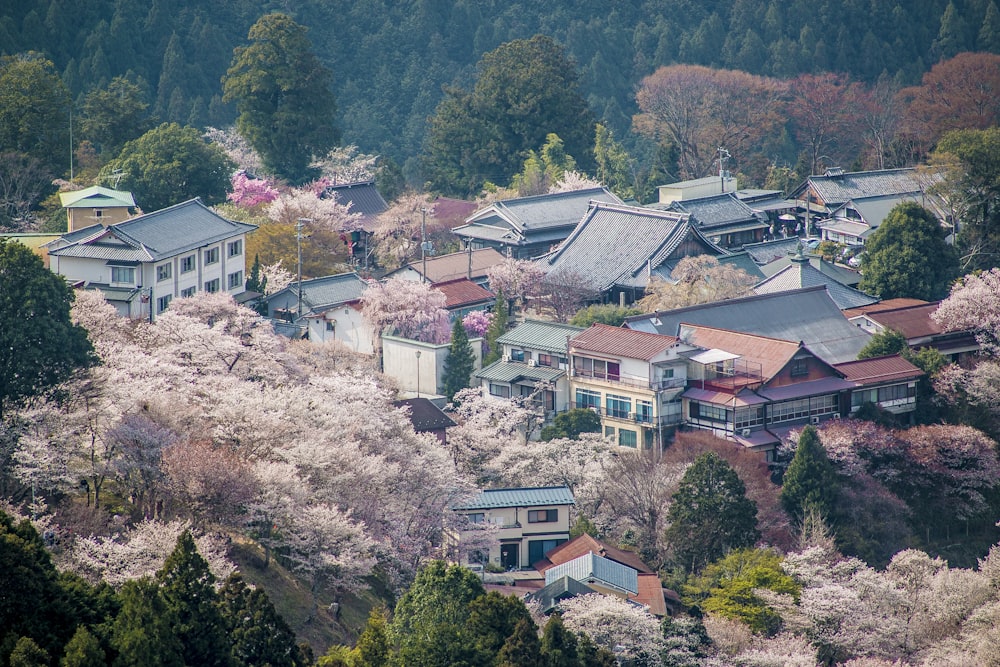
[306,305,375,354]
[383,334,483,397]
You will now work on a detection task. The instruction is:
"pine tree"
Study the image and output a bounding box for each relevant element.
[156,532,232,667]
[541,613,579,667]
[111,579,184,667]
[9,637,50,667]
[483,289,509,366]
[60,626,105,667]
[496,618,544,667]
[442,316,475,402]
[780,426,839,526]
[219,573,307,667]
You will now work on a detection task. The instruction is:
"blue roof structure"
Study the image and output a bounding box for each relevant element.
[544,552,639,595]
[452,486,575,511]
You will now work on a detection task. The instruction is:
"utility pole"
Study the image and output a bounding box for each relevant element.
[420,208,429,283]
[296,218,311,320]
[718,147,731,193]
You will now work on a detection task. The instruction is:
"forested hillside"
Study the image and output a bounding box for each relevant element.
[1,0,995,174]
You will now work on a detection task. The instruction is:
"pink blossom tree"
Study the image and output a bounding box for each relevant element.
[933,267,1000,355]
[360,277,451,344]
[486,257,546,309]
[227,171,280,208]
[462,310,493,338]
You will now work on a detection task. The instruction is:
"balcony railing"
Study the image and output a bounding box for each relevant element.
[569,403,683,426]
[572,369,686,391]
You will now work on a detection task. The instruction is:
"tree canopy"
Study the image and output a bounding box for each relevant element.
[858,201,958,301]
[442,317,475,402]
[223,13,339,183]
[423,35,595,197]
[780,426,839,526]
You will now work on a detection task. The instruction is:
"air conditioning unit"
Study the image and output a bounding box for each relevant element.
[810,416,821,425]
[740,428,751,437]
[527,359,537,367]
[502,353,511,362]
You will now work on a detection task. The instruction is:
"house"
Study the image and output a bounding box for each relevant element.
[47,199,256,320]
[452,486,575,570]
[540,201,730,306]
[817,192,951,247]
[664,192,770,248]
[657,174,737,205]
[753,250,877,310]
[322,180,388,269]
[834,356,923,418]
[759,250,863,287]
[453,187,622,259]
[433,278,495,320]
[58,185,136,232]
[393,397,456,445]
[568,324,693,449]
[382,333,483,399]
[476,320,584,414]
[264,272,374,352]
[625,286,872,365]
[385,247,506,287]
[843,300,980,363]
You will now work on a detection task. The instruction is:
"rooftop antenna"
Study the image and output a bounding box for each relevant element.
[717,147,731,193]
[111,168,124,189]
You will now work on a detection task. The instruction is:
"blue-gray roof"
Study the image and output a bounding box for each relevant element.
[496,320,584,354]
[545,552,639,595]
[452,486,575,510]
[754,256,877,310]
[49,199,257,262]
[525,576,598,613]
[795,168,941,207]
[625,285,871,364]
[265,272,369,317]
[667,193,769,233]
[759,253,861,287]
[324,181,388,218]
[742,238,803,265]
[541,202,727,292]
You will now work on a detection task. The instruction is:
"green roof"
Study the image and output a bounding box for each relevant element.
[496,320,583,354]
[453,486,574,510]
[475,360,565,383]
[59,186,136,209]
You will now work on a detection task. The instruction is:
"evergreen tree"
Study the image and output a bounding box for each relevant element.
[539,408,602,441]
[664,452,760,573]
[9,637,49,667]
[354,608,390,667]
[60,626,105,667]
[541,613,578,667]
[443,316,475,402]
[857,328,908,359]
[80,76,153,158]
[0,52,71,175]
[979,1,1000,53]
[780,426,839,526]
[0,238,95,419]
[482,289,509,366]
[219,573,307,667]
[577,633,617,667]
[464,592,534,663]
[496,618,544,667]
[223,13,339,183]
[111,579,183,667]
[156,532,231,667]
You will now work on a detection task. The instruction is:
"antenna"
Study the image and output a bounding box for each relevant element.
[111,168,124,188]
[717,147,731,193]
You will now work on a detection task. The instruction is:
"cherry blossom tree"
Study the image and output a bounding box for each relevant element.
[370,193,437,271]
[266,186,362,233]
[228,171,280,209]
[310,144,379,184]
[639,255,757,312]
[360,277,451,345]
[933,268,1000,356]
[108,413,177,520]
[462,310,493,339]
[486,258,546,311]
[548,170,604,193]
[204,126,265,176]
[162,439,255,527]
[558,593,666,666]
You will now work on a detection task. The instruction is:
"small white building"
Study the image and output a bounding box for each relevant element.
[658,174,738,206]
[264,272,375,353]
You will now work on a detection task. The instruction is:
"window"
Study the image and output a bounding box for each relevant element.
[604,426,616,439]
[790,358,809,377]
[690,401,730,423]
[511,349,526,362]
[94,209,103,219]
[181,255,195,273]
[110,266,135,284]
[204,247,219,265]
[537,353,554,367]
[180,286,196,298]
[636,400,653,424]
[528,538,567,564]
[204,278,220,293]
[227,240,242,257]
[878,383,914,403]
[618,428,637,448]
[489,383,511,398]
[575,388,601,410]
[156,263,171,282]
[574,356,620,381]
[735,406,765,429]
[325,321,335,332]
[769,394,838,423]
[466,513,485,524]
[605,393,631,419]
[528,509,558,523]
[228,270,243,289]
[156,295,171,313]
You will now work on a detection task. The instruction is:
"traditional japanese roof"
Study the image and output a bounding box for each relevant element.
[625,286,871,364]
[323,180,388,225]
[742,238,803,265]
[496,320,584,354]
[834,355,923,384]
[266,272,369,316]
[545,552,639,595]
[432,278,494,310]
[535,534,653,574]
[682,386,770,406]
[755,376,855,401]
[475,361,565,384]
[395,248,506,283]
[59,185,136,209]
[793,168,941,208]
[541,202,727,292]
[570,323,678,361]
[759,252,861,287]
[48,199,256,263]
[456,187,622,243]
[679,324,802,381]
[393,397,457,431]
[452,486,575,511]
[666,192,769,234]
[841,298,930,320]
[754,254,876,310]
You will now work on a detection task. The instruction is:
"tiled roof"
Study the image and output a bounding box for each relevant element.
[433,278,494,309]
[59,185,136,209]
[742,237,802,265]
[542,202,726,292]
[393,397,457,431]
[754,255,877,310]
[718,251,766,280]
[668,193,768,231]
[682,387,770,406]
[571,323,678,361]
[465,187,621,233]
[545,552,639,595]
[536,534,653,574]
[759,253,861,287]
[324,181,388,218]
[625,286,872,364]
[798,168,941,206]
[861,302,944,340]
[834,355,923,384]
[49,199,256,262]
[475,361,565,383]
[452,486,575,510]
[402,248,506,283]
[496,320,584,354]
[842,298,929,320]
[266,272,368,315]
[678,324,800,381]
[755,376,856,401]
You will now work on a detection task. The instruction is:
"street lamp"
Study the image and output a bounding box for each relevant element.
[415,350,422,398]
[296,218,311,320]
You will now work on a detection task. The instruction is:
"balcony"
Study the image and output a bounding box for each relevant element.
[569,404,683,427]
[572,368,685,392]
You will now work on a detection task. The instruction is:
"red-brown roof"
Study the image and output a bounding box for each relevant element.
[570,324,678,361]
[633,573,668,617]
[842,298,929,319]
[862,303,943,340]
[433,278,495,309]
[833,354,924,384]
[535,534,653,574]
[679,324,801,381]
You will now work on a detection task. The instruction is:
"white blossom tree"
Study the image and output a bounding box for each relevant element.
[558,593,666,667]
[360,277,451,345]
